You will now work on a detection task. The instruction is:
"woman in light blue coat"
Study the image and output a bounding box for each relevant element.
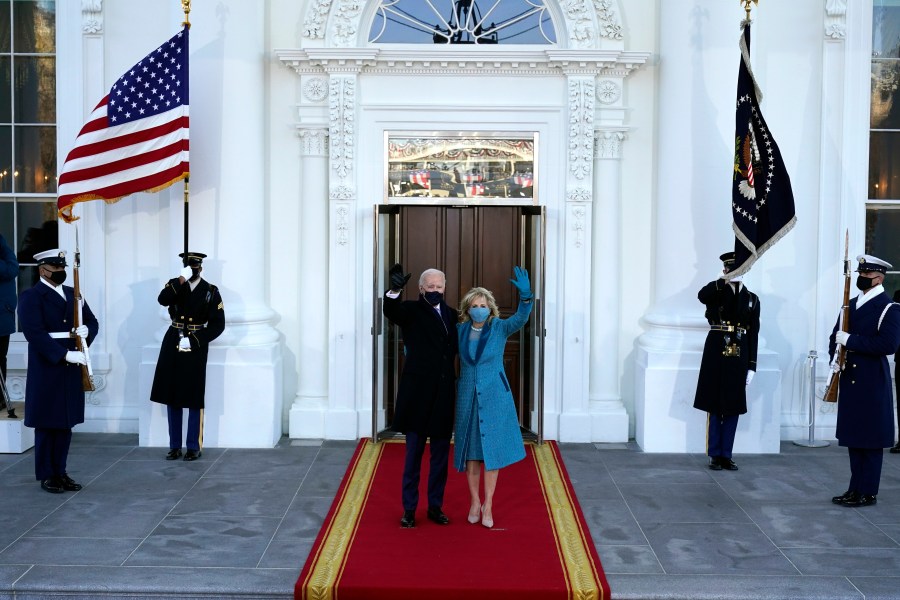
[454,266,533,528]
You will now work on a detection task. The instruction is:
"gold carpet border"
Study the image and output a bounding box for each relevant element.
[533,442,604,600]
[302,440,384,600]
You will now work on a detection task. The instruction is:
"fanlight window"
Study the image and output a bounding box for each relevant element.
[369,0,556,45]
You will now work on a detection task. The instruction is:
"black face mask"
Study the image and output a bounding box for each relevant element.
[47,270,67,285]
[856,275,877,291]
[423,291,443,306]
[190,267,201,280]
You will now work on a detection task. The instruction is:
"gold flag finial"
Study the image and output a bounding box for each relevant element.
[181,0,191,28]
[742,0,758,21]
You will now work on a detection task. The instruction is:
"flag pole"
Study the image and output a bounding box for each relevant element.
[181,0,191,265]
[741,0,758,22]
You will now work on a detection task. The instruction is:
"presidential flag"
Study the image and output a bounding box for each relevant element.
[57,27,190,223]
[728,22,796,278]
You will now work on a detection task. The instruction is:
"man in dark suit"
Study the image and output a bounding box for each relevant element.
[0,233,18,417]
[383,264,458,528]
[150,252,225,461]
[693,251,760,471]
[17,249,99,493]
[829,255,900,506]
[892,288,900,455]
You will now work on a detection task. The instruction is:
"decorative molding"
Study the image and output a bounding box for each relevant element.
[568,78,595,180]
[591,0,624,40]
[330,184,355,200]
[336,204,350,246]
[567,187,592,203]
[824,0,847,40]
[594,129,626,159]
[303,77,328,102]
[571,206,586,248]
[596,79,621,104]
[86,375,108,405]
[331,0,365,48]
[82,0,102,34]
[329,76,356,180]
[299,129,328,156]
[304,0,330,39]
[5,375,25,401]
[302,0,627,49]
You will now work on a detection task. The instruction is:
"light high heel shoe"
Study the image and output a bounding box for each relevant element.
[467,509,480,524]
[481,505,494,529]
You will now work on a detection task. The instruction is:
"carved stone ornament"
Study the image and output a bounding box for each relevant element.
[303,77,328,102]
[86,374,108,405]
[824,0,847,39]
[568,78,595,181]
[596,79,621,104]
[82,0,103,34]
[567,187,592,203]
[336,204,350,246]
[329,76,355,180]
[571,205,586,248]
[299,129,328,156]
[330,184,355,200]
[304,0,627,49]
[594,129,626,159]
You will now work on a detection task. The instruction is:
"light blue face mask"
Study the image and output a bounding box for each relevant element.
[469,306,490,323]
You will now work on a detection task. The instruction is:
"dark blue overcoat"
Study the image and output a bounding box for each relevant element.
[0,234,17,336]
[454,299,532,472]
[829,290,900,448]
[18,282,99,429]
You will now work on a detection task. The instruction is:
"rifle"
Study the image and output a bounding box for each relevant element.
[823,230,850,403]
[73,230,95,392]
[0,369,15,418]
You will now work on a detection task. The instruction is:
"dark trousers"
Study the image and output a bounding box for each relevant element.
[0,334,9,379]
[401,431,450,511]
[894,358,899,444]
[706,413,739,458]
[33,427,73,480]
[848,447,883,496]
[167,406,202,450]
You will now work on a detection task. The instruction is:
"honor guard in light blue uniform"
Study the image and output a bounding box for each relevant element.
[829,254,900,507]
[693,252,760,471]
[17,249,99,493]
[150,252,225,461]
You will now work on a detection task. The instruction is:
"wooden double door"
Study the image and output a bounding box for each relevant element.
[372,204,545,443]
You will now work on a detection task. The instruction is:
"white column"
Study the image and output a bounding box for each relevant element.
[588,128,629,442]
[289,128,330,438]
[139,0,282,448]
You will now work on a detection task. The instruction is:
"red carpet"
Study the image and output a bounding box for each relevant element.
[296,439,610,600]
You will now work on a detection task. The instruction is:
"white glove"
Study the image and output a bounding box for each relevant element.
[179,266,192,281]
[745,370,755,386]
[178,336,191,350]
[65,351,87,365]
[830,360,841,373]
[835,331,850,346]
[74,324,89,339]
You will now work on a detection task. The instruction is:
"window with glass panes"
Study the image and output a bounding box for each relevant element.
[870,1,900,297]
[0,0,58,321]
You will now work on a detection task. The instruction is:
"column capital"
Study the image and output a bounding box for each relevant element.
[594,128,628,160]
[298,127,328,157]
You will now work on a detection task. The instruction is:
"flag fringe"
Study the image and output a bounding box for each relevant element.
[727,214,797,279]
[58,172,189,223]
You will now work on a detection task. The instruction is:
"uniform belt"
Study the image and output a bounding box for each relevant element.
[48,332,72,339]
[171,322,203,331]
[710,325,747,334]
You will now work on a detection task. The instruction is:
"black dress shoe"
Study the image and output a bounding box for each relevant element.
[166,449,183,460]
[183,449,202,461]
[427,507,450,525]
[890,443,900,454]
[708,457,722,471]
[400,510,416,528]
[832,490,856,505]
[60,474,82,491]
[719,458,738,471]
[40,478,64,494]
[842,494,877,507]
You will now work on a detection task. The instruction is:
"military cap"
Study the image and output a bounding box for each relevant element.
[179,251,207,267]
[855,254,892,274]
[719,251,736,268]
[33,249,67,266]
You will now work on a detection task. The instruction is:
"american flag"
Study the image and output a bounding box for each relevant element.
[461,173,483,183]
[57,27,190,223]
[466,183,485,196]
[409,170,430,188]
[513,173,533,187]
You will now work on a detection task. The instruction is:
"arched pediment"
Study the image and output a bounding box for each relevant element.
[301,0,626,50]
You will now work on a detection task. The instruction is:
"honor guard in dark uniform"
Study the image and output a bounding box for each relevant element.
[693,252,760,471]
[383,264,458,528]
[829,254,900,507]
[17,249,99,493]
[150,252,225,461]
[892,288,900,455]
